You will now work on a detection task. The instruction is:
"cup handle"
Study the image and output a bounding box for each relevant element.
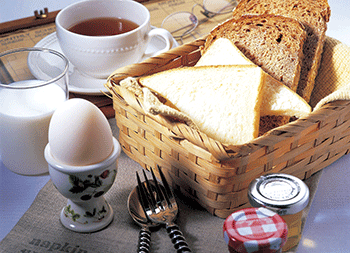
[144,28,174,58]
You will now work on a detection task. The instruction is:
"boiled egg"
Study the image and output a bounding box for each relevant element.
[48,98,114,166]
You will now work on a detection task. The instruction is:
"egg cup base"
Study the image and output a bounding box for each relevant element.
[60,197,114,233]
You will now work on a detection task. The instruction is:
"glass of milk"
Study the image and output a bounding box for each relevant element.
[0,47,69,175]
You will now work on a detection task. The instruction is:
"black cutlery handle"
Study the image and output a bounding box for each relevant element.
[138,227,151,253]
[166,224,191,252]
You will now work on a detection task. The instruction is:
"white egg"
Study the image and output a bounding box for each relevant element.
[48,98,114,166]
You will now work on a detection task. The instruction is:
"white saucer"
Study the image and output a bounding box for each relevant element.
[33,31,178,95]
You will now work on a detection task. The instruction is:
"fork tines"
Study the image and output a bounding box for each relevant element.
[136,166,174,214]
[156,165,174,206]
[136,171,154,213]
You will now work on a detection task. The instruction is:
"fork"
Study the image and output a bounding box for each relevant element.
[136,166,192,252]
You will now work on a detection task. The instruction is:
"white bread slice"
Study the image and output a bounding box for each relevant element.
[196,38,254,66]
[196,38,311,118]
[138,65,265,145]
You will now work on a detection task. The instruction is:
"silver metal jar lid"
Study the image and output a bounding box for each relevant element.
[248,173,309,215]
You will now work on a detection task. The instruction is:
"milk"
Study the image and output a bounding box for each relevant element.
[0,80,67,175]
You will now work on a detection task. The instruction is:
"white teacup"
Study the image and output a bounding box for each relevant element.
[55,0,174,79]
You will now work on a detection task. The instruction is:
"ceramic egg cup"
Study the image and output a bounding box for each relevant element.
[45,137,121,233]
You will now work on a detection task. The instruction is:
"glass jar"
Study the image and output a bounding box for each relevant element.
[248,173,310,251]
[223,207,288,253]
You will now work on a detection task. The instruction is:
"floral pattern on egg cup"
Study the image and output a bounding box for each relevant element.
[45,137,121,233]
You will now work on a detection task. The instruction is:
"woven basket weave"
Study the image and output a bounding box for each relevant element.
[106,36,350,219]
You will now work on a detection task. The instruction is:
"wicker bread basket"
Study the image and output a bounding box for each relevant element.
[106,36,350,219]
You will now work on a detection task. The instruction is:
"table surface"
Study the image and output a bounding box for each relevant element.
[1,0,350,252]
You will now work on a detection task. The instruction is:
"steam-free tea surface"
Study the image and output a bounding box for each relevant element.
[68,17,139,36]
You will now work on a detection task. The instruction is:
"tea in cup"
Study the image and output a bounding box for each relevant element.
[55,0,174,79]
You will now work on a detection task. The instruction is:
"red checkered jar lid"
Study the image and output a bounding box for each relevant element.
[223,207,288,253]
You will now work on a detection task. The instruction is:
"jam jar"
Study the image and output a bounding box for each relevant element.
[248,173,309,251]
[223,207,288,253]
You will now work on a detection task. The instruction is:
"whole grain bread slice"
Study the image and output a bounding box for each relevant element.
[202,14,307,94]
[231,0,331,102]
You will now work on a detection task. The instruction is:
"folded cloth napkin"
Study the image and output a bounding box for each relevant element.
[0,119,321,253]
[312,37,350,110]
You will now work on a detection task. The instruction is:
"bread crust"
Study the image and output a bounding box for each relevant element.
[231,0,330,102]
[203,14,306,93]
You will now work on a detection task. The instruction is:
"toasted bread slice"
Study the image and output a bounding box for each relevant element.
[231,0,330,102]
